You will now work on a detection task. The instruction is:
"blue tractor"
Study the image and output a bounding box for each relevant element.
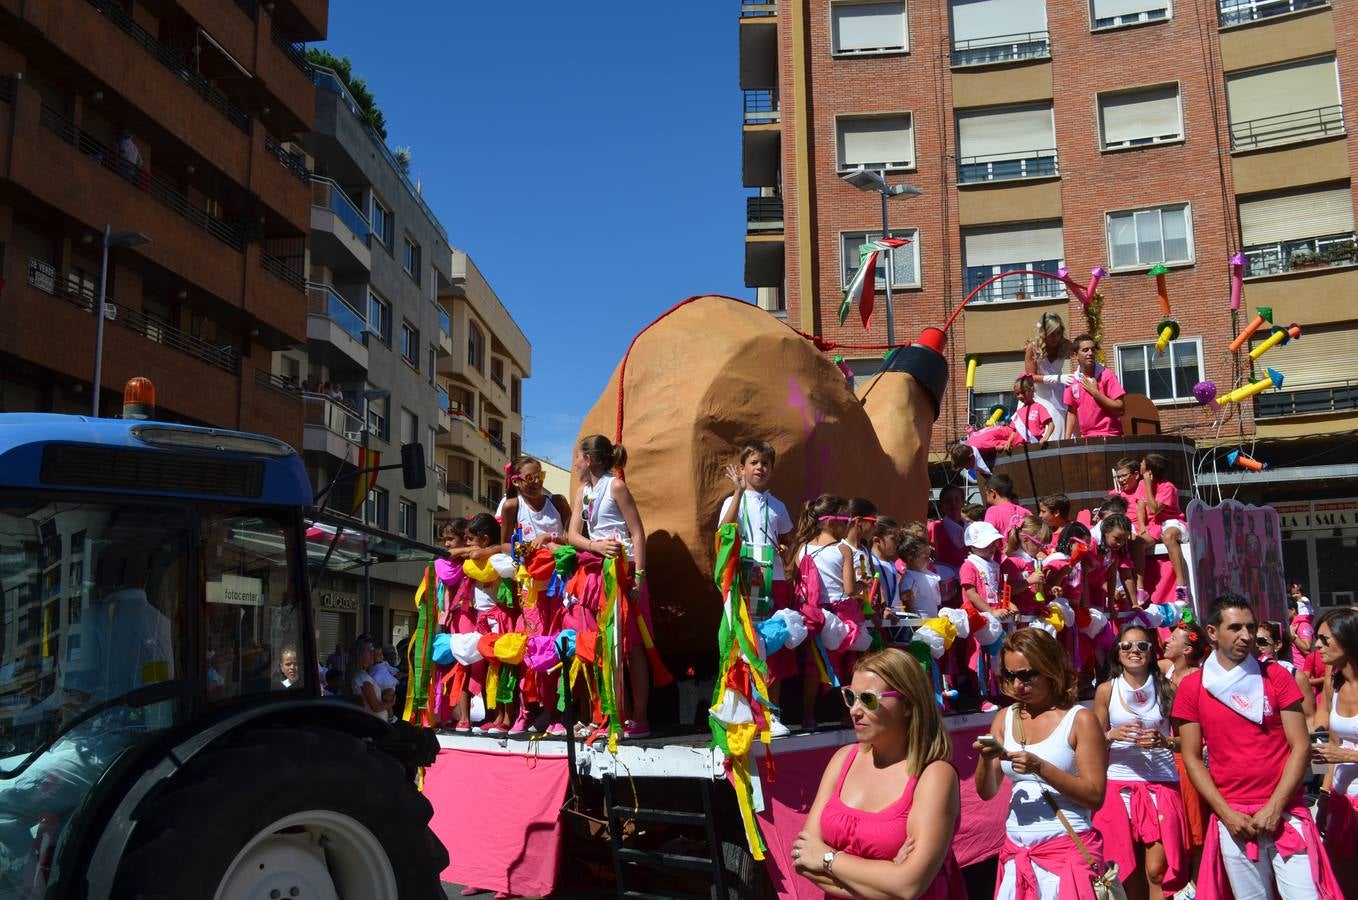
[0,391,447,898]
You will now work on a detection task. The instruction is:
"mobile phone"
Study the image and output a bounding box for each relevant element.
[1311,728,1329,744]
[977,734,1003,751]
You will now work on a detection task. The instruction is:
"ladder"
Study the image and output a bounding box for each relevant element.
[603,774,728,900]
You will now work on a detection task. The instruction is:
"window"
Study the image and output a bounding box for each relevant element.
[1090,0,1170,30]
[962,223,1065,303]
[510,375,522,413]
[510,433,521,461]
[1226,57,1343,152]
[840,230,920,289]
[397,499,416,538]
[370,195,392,249]
[1106,205,1193,269]
[367,292,391,346]
[468,321,485,373]
[367,395,389,442]
[956,105,1057,182]
[832,1,908,55]
[366,487,389,530]
[1220,0,1331,29]
[1116,338,1203,403]
[490,357,505,387]
[403,237,421,284]
[1238,185,1357,277]
[400,321,419,368]
[399,407,418,446]
[836,114,914,171]
[1099,85,1182,149]
[450,386,474,419]
[949,0,1049,67]
[450,456,474,494]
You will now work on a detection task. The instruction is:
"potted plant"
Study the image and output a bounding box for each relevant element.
[1323,239,1356,265]
[1289,248,1324,270]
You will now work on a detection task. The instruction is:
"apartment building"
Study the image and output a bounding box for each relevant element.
[742,0,1358,605]
[0,0,325,446]
[435,249,531,525]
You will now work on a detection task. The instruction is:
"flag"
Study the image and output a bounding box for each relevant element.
[350,447,381,515]
[837,237,911,328]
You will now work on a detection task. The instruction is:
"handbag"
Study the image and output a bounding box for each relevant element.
[1011,707,1127,900]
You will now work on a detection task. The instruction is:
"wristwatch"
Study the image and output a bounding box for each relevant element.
[822,850,838,874]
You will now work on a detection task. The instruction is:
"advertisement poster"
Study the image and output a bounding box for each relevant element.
[1186,498,1287,625]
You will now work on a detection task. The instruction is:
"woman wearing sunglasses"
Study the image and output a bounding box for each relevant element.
[792,649,964,899]
[1256,621,1318,731]
[1311,607,1358,896]
[973,628,1108,900]
[1092,625,1189,900]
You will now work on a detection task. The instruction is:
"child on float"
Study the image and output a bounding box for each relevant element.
[565,434,653,740]
[1131,452,1191,605]
[962,502,987,526]
[464,512,518,736]
[1037,493,1071,550]
[1012,372,1055,448]
[982,474,1032,539]
[718,439,795,737]
[928,485,967,588]
[894,532,942,621]
[436,518,485,733]
[1001,515,1052,619]
[1095,513,1139,615]
[960,520,1012,705]
[791,494,856,731]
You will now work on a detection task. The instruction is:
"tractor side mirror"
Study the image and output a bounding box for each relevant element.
[400,443,427,490]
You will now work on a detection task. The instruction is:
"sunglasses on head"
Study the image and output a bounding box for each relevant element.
[1118,640,1152,653]
[840,687,902,710]
[1001,668,1041,685]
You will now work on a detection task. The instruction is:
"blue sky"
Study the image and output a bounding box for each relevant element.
[324,3,751,466]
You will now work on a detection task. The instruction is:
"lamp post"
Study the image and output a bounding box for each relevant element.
[839,168,922,347]
[91,225,152,416]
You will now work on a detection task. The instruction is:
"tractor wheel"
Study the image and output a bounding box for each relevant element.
[110,726,447,900]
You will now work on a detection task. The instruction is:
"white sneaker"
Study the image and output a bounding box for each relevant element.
[1172,882,1196,900]
[768,716,791,738]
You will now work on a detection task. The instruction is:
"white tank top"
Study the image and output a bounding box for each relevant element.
[1032,353,1069,441]
[1106,675,1179,783]
[798,542,848,604]
[583,474,633,560]
[1330,684,1358,799]
[515,494,564,542]
[1002,706,1093,844]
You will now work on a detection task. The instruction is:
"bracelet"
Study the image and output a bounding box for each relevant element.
[635,569,647,580]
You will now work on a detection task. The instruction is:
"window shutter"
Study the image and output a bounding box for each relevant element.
[973,352,1027,393]
[951,0,1047,43]
[1227,57,1340,123]
[1092,0,1166,17]
[1100,86,1181,146]
[1252,326,1358,389]
[1239,187,1355,245]
[833,2,907,53]
[962,224,1065,266]
[839,115,913,167]
[957,107,1054,159]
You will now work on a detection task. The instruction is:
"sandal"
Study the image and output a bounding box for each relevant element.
[573,721,601,739]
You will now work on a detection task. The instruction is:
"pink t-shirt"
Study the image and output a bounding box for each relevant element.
[1172,662,1304,804]
[959,558,1000,606]
[929,518,967,569]
[984,500,1031,535]
[1063,366,1126,438]
[1013,401,1052,443]
[1134,479,1182,525]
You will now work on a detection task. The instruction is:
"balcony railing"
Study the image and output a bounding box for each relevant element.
[491,372,506,390]
[304,394,365,442]
[265,135,310,183]
[488,435,506,452]
[439,307,452,338]
[436,384,450,412]
[747,195,784,230]
[964,262,1067,304]
[957,150,1058,184]
[311,67,449,242]
[260,248,305,292]
[741,0,777,17]
[1256,380,1358,418]
[39,105,247,251]
[271,26,314,77]
[433,462,449,492]
[1219,0,1328,27]
[306,282,367,342]
[448,401,473,421]
[743,89,779,124]
[255,369,303,398]
[951,31,1050,68]
[234,0,258,18]
[1230,104,1344,151]
[1094,5,1169,28]
[450,480,473,497]
[1242,231,1357,278]
[478,494,496,511]
[0,75,14,105]
[87,0,250,132]
[311,176,371,245]
[31,259,241,374]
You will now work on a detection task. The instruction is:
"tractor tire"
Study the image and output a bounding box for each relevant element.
[109,726,447,900]
[712,839,771,900]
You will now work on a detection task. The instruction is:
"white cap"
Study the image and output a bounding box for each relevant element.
[964,521,1004,549]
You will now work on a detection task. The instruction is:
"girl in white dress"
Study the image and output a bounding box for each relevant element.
[1024,312,1075,442]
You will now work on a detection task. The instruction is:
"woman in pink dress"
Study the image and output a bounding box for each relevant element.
[792,648,965,899]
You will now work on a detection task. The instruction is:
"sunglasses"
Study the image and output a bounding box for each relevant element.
[840,687,902,710]
[1255,636,1274,647]
[1118,640,1152,653]
[817,515,853,523]
[1001,668,1041,685]
[513,472,545,486]
[1317,633,1333,646]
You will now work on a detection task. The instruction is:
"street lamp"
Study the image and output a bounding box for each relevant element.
[839,168,922,347]
[91,225,152,417]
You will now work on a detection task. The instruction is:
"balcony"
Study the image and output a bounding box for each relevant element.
[436,408,492,457]
[747,195,784,232]
[958,150,1058,184]
[310,176,371,272]
[438,307,453,357]
[271,25,315,78]
[1256,380,1358,418]
[740,0,776,16]
[87,0,250,133]
[302,393,364,463]
[436,385,452,433]
[265,135,310,184]
[1230,105,1344,152]
[1242,232,1357,278]
[739,1,778,91]
[964,262,1066,304]
[743,89,780,125]
[951,31,1050,68]
[433,462,450,511]
[306,282,368,372]
[38,106,246,252]
[1219,0,1329,27]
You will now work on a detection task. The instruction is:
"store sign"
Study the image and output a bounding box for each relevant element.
[27,259,55,295]
[318,590,359,611]
[1276,498,1358,531]
[206,573,263,607]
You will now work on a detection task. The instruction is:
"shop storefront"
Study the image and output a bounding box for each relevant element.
[1277,497,1358,608]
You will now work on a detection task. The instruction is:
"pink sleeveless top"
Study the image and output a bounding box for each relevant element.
[817,746,965,900]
